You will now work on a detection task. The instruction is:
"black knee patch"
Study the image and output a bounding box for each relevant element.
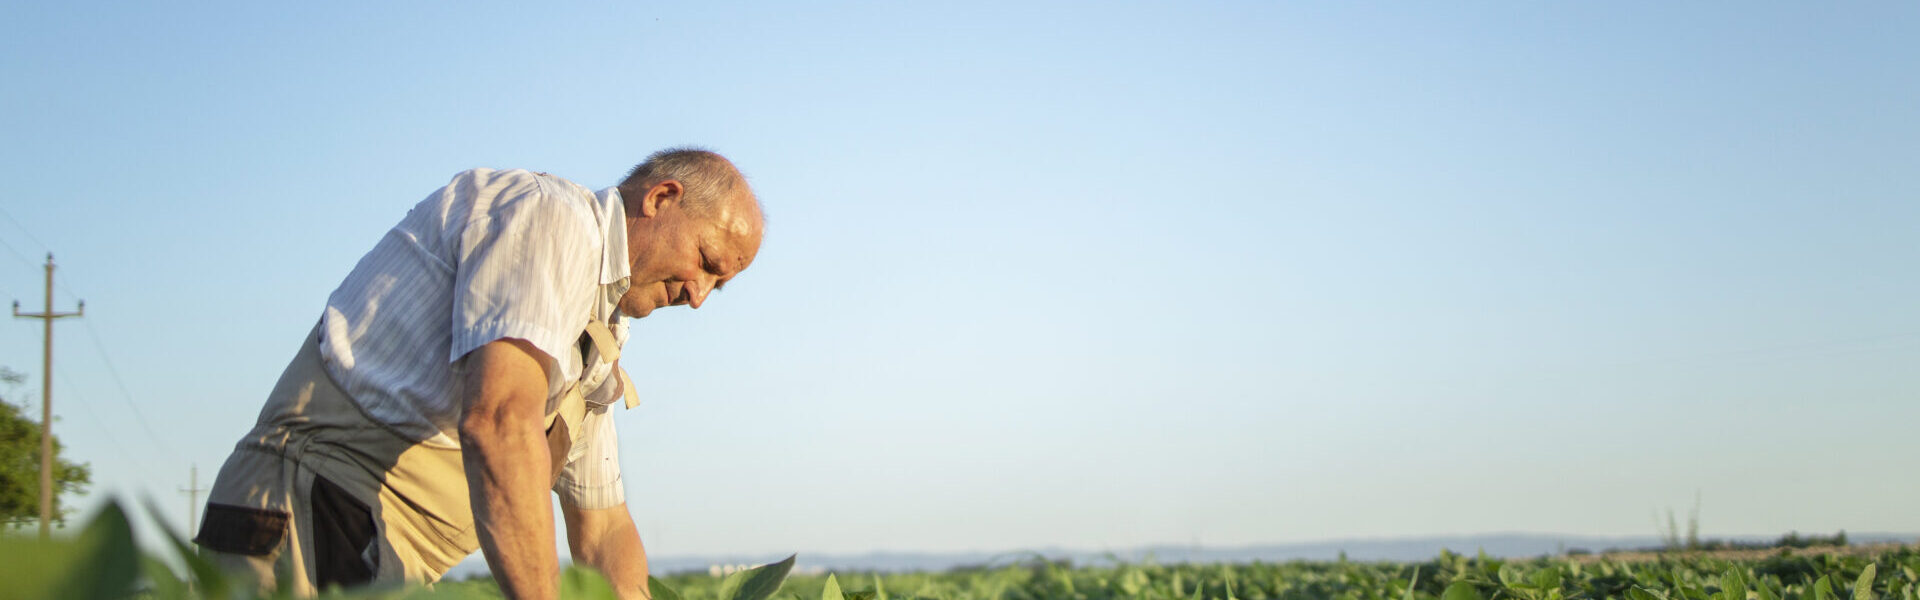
[194,503,288,556]
[310,475,377,589]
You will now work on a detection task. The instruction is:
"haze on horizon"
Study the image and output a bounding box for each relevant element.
[1,2,1915,560]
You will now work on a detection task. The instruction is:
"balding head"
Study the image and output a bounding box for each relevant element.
[617,147,764,318]
[618,147,756,220]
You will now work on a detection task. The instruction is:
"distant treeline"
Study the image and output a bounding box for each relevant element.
[1565,530,1854,555]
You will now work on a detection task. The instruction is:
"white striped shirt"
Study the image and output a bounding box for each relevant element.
[318,167,631,508]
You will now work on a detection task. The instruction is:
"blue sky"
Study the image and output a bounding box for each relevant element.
[2,2,1917,561]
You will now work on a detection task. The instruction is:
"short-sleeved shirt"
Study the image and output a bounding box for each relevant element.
[318,168,632,508]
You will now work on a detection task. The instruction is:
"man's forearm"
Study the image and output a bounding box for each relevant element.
[462,421,558,600]
[565,503,650,600]
[458,339,562,600]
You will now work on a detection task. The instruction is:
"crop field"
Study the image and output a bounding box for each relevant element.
[3,501,1915,600]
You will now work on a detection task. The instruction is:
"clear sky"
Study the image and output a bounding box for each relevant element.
[1,2,1916,561]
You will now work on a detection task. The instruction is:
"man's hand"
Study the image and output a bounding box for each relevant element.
[458,339,558,600]
[561,499,650,600]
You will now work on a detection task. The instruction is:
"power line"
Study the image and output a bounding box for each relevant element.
[0,235,35,270]
[0,219,175,462]
[54,368,157,477]
[0,205,51,254]
[77,317,177,460]
[0,205,82,304]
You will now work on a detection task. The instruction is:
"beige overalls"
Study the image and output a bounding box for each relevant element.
[195,316,636,595]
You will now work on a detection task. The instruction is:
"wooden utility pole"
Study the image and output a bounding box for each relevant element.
[12,253,83,540]
[180,464,207,535]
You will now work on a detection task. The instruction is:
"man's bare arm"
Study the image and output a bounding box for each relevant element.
[561,499,650,600]
[458,339,558,600]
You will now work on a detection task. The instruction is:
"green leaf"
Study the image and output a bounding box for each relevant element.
[727,555,798,600]
[140,554,190,600]
[1442,582,1483,600]
[1499,564,1525,587]
[561,566,618,600]
[0,536,66,599]
[1531,568,1563,591]
[1720,568,1748,600]
[1856,564,1879,600]
[62,500,144,599]
[1404,568,1422,600]
[1754,578,1780,600]
[822,574,845,600]
[649,575,686,600]
[141,497,232,599]
[1816,575,1837,600]
[1629,587,1670,600]
[875,574,890,600]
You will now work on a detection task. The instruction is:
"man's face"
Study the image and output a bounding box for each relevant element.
[619,188,763,318]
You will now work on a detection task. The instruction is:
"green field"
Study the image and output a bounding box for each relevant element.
[3,501,1913,600]
[630,549,1908,600]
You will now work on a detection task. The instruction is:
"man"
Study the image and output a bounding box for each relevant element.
[194,148,764,600]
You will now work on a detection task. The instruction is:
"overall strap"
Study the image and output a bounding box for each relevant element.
[580,317,640,409]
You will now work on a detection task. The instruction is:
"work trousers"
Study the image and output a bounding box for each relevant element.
[195,323,481,595]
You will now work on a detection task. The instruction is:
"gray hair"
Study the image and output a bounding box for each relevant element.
[618,147,751,217]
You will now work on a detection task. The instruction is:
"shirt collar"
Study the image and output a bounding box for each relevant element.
[594,186,633,289]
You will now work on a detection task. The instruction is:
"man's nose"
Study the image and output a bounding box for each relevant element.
[687,279,710,309]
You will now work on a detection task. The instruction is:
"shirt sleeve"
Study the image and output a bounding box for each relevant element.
[554,403,625,509]
[448,171,601,368]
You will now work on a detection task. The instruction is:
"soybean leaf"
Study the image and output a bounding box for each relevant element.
[140,554,190,600]
[1721,568,1748,600]
[1856,564,1879,600]
[63,501,143,600]
[649,575,686,600]
[1629,587,1670,600]
[561,566,618,600]
[727,555,798,600]
[1499,564,1524,588]
[822,574,845,600]
[0,534,70,599]
[141,497,231,599]
[1442,582,1483,600]
[1532,568,1563,591]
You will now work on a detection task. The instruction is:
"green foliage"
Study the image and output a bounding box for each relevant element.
[0,367,92,530]
[0,498,794,600]
[4,499,1917,600]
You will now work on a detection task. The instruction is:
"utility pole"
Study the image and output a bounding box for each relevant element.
[180,464,207,535]
[13,253,83,540]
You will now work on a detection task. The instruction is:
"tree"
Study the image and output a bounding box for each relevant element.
[0,366,91,530]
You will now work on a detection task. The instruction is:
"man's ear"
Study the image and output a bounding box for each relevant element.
[638,180,684,218]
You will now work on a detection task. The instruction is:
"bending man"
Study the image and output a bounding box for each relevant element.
[194,148,764,600]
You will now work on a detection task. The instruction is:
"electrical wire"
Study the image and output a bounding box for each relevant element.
[0,205,51,254]
[77,317,178,460]
[0,234,35,270]
[0,206,176,461]
[54,368,157,477]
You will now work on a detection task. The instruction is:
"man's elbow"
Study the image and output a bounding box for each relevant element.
[458,400,542,449]
[455,338,555,453]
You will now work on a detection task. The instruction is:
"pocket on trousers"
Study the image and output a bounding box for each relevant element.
[311,474,377,589]
[194,503,289,556]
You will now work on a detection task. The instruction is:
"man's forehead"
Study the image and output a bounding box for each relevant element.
[713,194,764,238]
